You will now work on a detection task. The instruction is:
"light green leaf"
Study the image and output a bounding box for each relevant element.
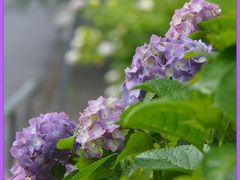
[199,144,236,180]
[134,79,191,100]
[214,64,236,122]
[174,175,193,180]
[206,30,236,51]
[143,92,155,103]
[184,50,210,60]
[118,100,206,146]
[192,60,229,94]
[189,91,221,128]
[56,135,76,150]
[199,15,236,50]
[114,132,153,167]
[199,15,236,34]
[72,154,116,180]
[135,145,203,173]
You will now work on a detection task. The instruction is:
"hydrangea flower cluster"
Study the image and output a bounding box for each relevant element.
[10,112,76,179]
[9,164,34,180]
[75,96,125,159]
[121,35,212,105]
[165,0,221,38]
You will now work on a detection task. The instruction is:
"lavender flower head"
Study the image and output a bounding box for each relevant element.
[166,0,221,38]
[10,112,76,179]
[121,35,212,105]
[8,164,35,180]
[75,96,125,159]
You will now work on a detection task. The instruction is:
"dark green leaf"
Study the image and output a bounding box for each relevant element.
[114,132,153,167]
[135,145,203,173]
[189,31,207,40]
[72,154,116,180]
[51,162,66,179]
[72,155,92,169]
[134,79,191,100]
[62,170,78,180]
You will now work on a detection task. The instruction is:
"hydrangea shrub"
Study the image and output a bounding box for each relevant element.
[9,112,76,179]
[121,35,212,105]
[165,0,221,38]
[75,96,125,159]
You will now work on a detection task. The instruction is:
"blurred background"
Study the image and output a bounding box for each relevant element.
[4,0,235,176]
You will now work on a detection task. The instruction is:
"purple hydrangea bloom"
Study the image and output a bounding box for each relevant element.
[165,0,221,38]
[10,112,76,179]
[8,164,36,180]
[75,96,125,159]
[121,35,212,105]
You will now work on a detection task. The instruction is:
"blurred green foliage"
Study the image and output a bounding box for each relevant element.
[72,0,188,68]
[71,0,235,70]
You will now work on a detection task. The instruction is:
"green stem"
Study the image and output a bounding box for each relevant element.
[153,170,163,180]
[219,118,231,146]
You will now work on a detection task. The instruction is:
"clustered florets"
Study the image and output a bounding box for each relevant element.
[10,112,76,179]
[165,0,221,38]
[9,0,221,179]
[75,96,125,158]
[9,164,32,180]
[121,35,212,105]
[121,0,220,106]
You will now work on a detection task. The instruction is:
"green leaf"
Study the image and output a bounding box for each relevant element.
[114,132,153,167]
[143,92,155,103]
[56,135,76,150]
[51,162,66,179]
[72,154,116,180]
[206,30,236,51]
[189,91,221,128]
[118,99,205,146]
[199,15,236,34]
[87,166,113,180]
[214,64,236,122]
[63,170,78,180]
[189,31,207,40]
[135,145,203,173]
[174,175,193,180]
[134,79,191,100]
[199,15,236,50]
[71,153,92,169]
[192,60,229,94]
[199,144,236,180]
[184,50,210,60]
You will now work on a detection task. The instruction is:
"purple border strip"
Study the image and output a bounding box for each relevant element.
[0,0,237,179]
[0,0,3,178]
[237,0,239,179]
